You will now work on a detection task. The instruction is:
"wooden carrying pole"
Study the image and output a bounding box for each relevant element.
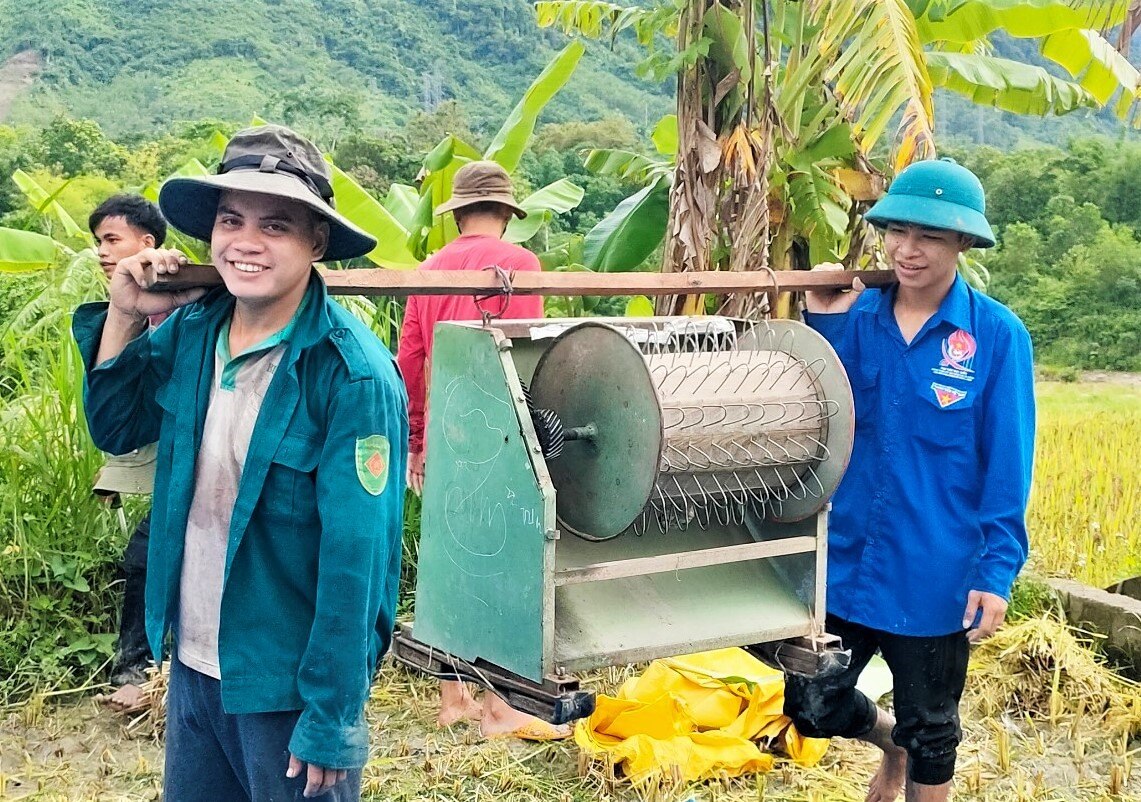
[151,264,896,296]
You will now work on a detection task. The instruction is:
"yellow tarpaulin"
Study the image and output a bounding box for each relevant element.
[574,648,829,783]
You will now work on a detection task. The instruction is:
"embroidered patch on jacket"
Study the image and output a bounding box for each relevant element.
[931,382,968,409]
[355,435,390,496]
[932,328,977,383]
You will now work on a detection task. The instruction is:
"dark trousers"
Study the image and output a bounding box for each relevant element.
[110,512,152,686]
[783,615,970,786]
[165,658,363,802]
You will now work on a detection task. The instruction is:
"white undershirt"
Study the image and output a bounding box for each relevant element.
[176,345,284,679]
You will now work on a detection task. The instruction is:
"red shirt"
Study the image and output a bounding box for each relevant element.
[396,234,544,452]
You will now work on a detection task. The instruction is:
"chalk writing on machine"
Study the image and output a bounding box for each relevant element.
[393,314,858,724]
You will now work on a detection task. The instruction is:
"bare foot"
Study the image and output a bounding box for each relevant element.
[101,683,149,715]
[437,680,483,727]
[478,693,571,741]
[866,745,907,802]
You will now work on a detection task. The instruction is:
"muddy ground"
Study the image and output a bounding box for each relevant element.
[1,654,1138,802]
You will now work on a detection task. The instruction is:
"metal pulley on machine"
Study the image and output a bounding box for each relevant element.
[528,320,854,541]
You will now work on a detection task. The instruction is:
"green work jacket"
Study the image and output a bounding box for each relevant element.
[72,273,408,770]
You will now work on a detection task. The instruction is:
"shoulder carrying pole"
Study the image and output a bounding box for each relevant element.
[149,264,895,297]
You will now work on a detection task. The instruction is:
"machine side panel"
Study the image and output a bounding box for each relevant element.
[414,324,549,681]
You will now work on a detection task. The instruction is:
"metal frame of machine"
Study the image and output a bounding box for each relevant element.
[393,315,855,722]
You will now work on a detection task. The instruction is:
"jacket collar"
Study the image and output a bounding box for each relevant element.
[183,269,335,358]
[874,273,972,334]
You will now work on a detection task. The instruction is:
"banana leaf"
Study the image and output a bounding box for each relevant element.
[1041,27,1140,112]
[914,0,1128,44]
[652,114,678,157]
[504,179,585,244]
[583,174,669,272]
[534,1,667,45]
[816,0,933,153]
[326,160,419,270]
[484,41,585,173]
[583,148,670,183]
[419,135,482,256]
[11,170,85,242]
[926,51,1099,116]
[383,183,422,231]
[0,227,60,273]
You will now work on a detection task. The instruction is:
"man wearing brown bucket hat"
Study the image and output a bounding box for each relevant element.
[72,124,408,801]
[396,161,570,740]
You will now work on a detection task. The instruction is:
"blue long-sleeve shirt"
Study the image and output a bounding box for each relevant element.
[805,275,1035,636]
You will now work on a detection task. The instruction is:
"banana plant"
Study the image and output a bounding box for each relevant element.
[397,40,589,262]
[10,170,88,248]
[539,0,1141,305]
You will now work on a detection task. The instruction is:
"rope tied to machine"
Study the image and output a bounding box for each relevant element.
[476,264,515,326]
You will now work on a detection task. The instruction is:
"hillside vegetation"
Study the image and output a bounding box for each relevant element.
[0,0,673,137]
[4,0,1141,147]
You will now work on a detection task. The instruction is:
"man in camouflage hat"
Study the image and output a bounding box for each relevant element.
[73,124,407,801]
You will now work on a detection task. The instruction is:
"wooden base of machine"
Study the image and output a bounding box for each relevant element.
[744,633,851,679]
[391,625,596,725]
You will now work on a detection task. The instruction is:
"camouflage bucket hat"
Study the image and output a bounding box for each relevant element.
[158,124,377,261]
[93,443,158,496]
[434,160,527,219]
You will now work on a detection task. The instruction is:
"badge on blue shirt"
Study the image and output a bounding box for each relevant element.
[931,328,977,383]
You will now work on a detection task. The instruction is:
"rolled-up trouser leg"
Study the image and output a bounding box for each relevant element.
[781,615,881,739]
[878,628,970,786]
[110,511,152,686]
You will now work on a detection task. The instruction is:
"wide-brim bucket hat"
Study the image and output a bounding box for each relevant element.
[435,160,527,219]
[865,158,996,248]
[93,443,158,496]
[159,125,377,262]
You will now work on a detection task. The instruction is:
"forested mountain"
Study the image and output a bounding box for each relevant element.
[0,0,673,138]
[1,0,1139,146]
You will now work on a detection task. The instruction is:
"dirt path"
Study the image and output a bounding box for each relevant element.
[1080,371,1141,388]
[0,50,42,122]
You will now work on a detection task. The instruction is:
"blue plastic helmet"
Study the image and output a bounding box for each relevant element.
[864,158,996,248]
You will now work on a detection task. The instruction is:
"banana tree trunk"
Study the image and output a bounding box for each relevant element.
[659,0,718,316]
[658,0,775,319]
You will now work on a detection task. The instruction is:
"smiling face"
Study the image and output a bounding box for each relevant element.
[93,216,155,278]
[883,223,971,297]
[210,190,329,316]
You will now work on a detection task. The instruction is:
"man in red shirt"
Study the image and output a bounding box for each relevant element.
[396,161,567,739]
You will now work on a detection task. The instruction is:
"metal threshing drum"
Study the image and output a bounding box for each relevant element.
[529,318,854,540]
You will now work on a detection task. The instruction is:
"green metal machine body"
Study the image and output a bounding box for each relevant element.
[406,316,854,692]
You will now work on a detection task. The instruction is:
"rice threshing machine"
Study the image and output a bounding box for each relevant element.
[155,265,890,724]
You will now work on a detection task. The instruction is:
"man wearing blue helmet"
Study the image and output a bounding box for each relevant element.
[789,158,1035,802]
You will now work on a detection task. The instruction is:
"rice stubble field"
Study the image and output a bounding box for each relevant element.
[1,378,1138,801]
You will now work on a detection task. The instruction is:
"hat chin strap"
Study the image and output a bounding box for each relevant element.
[219,154,335,207]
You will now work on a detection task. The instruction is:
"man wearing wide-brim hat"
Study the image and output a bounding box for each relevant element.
[784,158,1034,802]
[397,161,573,740]
[72,124,408,801]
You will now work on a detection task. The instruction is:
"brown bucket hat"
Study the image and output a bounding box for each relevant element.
[158,125,377,262]
[435,160,527,219]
